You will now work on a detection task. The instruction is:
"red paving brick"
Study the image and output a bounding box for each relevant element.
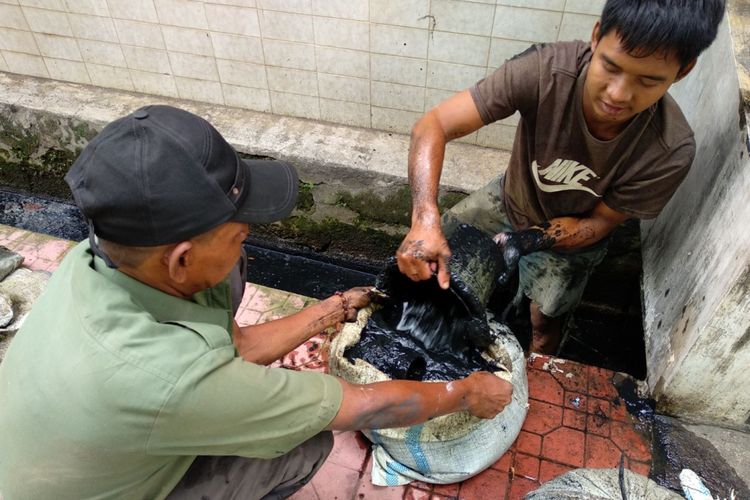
[0,227,657,500]
[539,460,574,483]
[515,431,542,456]
[585,434,623,468]
[542,427,586,467]
[562,408,587,431]
[526,369,564,405]
[513,453,540,480]
[458,468,510,500]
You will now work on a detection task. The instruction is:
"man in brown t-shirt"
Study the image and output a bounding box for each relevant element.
[397,0,725,354]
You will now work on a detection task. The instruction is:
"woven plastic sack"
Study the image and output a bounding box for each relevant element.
[329,306,528,486]
[524,468,683,499]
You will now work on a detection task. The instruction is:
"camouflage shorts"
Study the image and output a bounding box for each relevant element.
[442,175,608,318]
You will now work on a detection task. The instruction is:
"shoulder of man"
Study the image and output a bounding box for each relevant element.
[648,92,696,152]
[523,40,591,77]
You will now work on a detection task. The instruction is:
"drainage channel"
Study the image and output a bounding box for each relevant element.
[0,188,376,299]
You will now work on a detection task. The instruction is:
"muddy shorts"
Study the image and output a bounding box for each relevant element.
[441,175,608,318]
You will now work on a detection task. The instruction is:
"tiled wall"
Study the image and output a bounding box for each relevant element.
[0,0,603,150]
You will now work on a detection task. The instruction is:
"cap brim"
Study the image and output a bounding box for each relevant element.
[234,159,299,224]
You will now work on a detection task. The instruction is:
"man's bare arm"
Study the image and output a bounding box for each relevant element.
[495,200,630,283]
[232,287,371,365]
[397,90,485,289]
[328,371,513,431]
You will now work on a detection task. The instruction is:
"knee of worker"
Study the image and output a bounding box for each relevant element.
[518,256,592,319]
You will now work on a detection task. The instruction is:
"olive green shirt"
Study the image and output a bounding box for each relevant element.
[0,241,342,500]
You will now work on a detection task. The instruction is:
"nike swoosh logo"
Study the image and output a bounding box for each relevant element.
[532,160,602,197]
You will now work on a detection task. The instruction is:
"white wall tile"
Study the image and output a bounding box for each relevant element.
[106,0,158,22]
[259,10,312,43]
[263,39,314,70]
[168,51,218,79]
[371,106,420,134]
[315,46,368,78]
[154,0,207,29]
[425,87,453,110]
[86,62,133,89]
[497,0,565,10]
[216,58,266,88]
[320,98,370,127]
[175,75,223,103]
[205,4,259,36]
[34,33,81,60]
[476,121,516,149]
[68,13,118,41]
[370,24,427,59]
[313,17,368,51]
[493,6,561,43]
[22,7,73,36]
[114,19,164,49]
[211,33,263,63]
[487,38,534,69]
[0,52,7,72]
[565,0,604,16]
[0,28,39,53]
[258,0,310,14]
[371,53,425,86]
[266,65,316,95]
[427,60,485,92]
[270,90,319,119]
[0,4,29,29]
[44,57,90,82]
[317,73,368,103]
[162,26,212,55]
[207,0,256,6]
[122,45,169,72]
[222,83,271,112]
[19,0,63,9]
[130,68,178,96]
[63,0,109,16]
[369,0,429,29]
[312,0,366,20]
[371,80,423,112]
[79,39,126,66]
[3,50,48,76]
[428,31,490,66]
[557,12,597,42]
[430,0,495,36]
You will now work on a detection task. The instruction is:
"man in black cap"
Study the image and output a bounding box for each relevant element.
[0,105,512,500]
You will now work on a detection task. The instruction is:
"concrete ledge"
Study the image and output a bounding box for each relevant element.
[0,71,509,192]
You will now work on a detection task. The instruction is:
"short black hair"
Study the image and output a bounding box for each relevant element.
[598,0,726,68]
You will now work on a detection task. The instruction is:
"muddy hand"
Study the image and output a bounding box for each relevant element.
[460,371,513,419]
[340,286,374,322]
[396,225,452,289]
[493,228,555,286]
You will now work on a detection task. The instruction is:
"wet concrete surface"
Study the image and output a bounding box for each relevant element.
[614,376,750,497]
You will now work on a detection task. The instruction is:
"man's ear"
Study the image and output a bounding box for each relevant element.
[591,21,602,52]
[675,59,697,83]
[165,241,193,283]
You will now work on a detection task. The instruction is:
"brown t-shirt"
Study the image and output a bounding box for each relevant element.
[470,41,695,229]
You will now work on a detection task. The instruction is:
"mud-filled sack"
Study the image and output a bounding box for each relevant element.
[329,224,528,486]
[524,468,683,499]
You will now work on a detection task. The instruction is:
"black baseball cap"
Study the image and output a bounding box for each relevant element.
[65,105,298,246]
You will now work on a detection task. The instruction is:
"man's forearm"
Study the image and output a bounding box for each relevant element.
[408,113,446,227]
[330,378,469,431]
[538,215,620,251]
[234,297,344,365]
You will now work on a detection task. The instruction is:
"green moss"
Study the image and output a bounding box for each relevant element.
[336,185,412,226]
[439,191,467,211]
[296,181,316,213]
[254,215,404,262]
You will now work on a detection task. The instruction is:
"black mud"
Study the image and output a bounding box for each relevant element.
[344,278,499,381]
